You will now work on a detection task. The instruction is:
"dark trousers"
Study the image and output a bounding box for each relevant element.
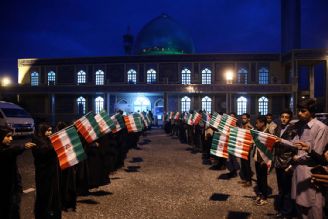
[226,155,240,173]
[255,161,268,199]
[275,167,293,215]
[240,155,252,182]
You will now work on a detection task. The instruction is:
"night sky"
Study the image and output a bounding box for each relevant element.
[1,0,328,83]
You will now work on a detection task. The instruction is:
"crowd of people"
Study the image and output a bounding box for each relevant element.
[0,111,147,219]
[164,98,328,219]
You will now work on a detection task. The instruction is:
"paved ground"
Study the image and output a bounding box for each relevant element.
[17,128,278,219]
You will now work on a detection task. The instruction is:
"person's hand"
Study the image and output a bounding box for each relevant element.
[294,141,310,152]
[275,137,281,143]
[324,150,328,162]
[24,142,36,149]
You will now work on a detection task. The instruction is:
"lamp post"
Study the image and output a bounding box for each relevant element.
[225,70,234,84]
[225,70,234,113]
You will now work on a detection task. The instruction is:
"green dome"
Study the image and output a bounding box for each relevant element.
[134,14,195,55]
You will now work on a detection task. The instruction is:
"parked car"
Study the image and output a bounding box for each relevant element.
[0,101,35,136]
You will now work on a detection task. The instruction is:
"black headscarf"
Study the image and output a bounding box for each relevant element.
[0,128,13,141]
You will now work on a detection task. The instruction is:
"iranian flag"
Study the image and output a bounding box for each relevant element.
[124,114,143,132]
[227,127,252,160]
[250,130,277,168]
[217,114,238,134]
[139,112,149,127]
[174,112,180,120]
[193,112,202,125]
[74,112,101,143]
[50,126,86,170]
[169,112,175,120]
[209,112,222,129]
[94,110,116,134]
[210,131,229,159]
[183,112,188,122]
[110,113,125,133]
[186,113,194,125]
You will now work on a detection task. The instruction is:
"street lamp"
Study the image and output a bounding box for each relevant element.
[225,70,234,84]
[1,77,12,86]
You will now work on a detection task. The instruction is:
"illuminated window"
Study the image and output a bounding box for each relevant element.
[127,69,137,84]
[237,96,247,115]
[259,67,269,84]
[258,96,268,115]
[95,70,104,85]
[201,68,211,84]
[77,70,86,85]
[31,72,39,86]
[134,96,150,112]
[47,71,56,85]
[289,96,294,111]
[181,68,191,84]
[237,68,248,84]
[77,96,86,115]
[147,69,156,84]
[181,96,191,112]
[202,96,212,112]
[95,96,104,114]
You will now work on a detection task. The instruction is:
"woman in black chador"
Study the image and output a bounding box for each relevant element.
[31,123,61,219]
[0,128,31,219]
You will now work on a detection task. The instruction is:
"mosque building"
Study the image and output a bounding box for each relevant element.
[2,0,328,125]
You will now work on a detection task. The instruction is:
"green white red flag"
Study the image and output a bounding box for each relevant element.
[139,112,149,127]
[217,114,238,133]
[226,127,252,160]
[74,112,101,143]
[250,130,276,168]
[174,112,180,120]
[210,131,229,159]
[110,113,125,133]
[124,114,144,132]
[186,113,194,125]
[50,126,86,170]
[94,110,116,134]
[193,112,202,125]
[209,112,222,129]
[169,112,174,120]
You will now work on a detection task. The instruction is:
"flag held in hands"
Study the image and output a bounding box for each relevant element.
[74,112,101,143]
[50,126,86,170]
[94,110,116,134]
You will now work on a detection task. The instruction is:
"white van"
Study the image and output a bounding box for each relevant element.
[0,101,35,136]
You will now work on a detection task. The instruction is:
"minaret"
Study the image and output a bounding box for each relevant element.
[281,0,301,54]
[123,26,134,55]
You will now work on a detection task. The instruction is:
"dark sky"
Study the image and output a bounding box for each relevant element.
[1,0,328,83]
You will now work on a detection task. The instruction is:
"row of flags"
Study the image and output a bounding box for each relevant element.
[50,110,151,170]
[164,111,277,169]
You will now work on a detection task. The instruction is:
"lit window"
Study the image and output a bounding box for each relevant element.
[259,67,269,84]
[181,96,191,112]
[127,69,137,84]
[201,96,212,112]
[77,96,86,115]
[258,96,268,115]
[182,68,191,84]
[31,72,39,86]
[237,96,247,115]
[95,96,104,114]
[77,70,86,85]
[237,68,248,84]
[147,69,156,84]
[289,96,294,111]
[201,68,211,84]
[134,96,151,112]
[95,70,104,85]
[47,71,56,85]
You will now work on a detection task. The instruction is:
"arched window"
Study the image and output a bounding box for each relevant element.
[181,96,191,112]
[31,72,39,86]
[127,69,137,84]
[77,70,86,85]
[147,69,156,84]
[237,96,247,115]
[134,96,151,112]
[259,67,269,84]
[47,71,56,85]
[77,96,86,115]
[258,96,269,115]
[117,99,127,104]
[95,70,104,85]
[95,96,104,114]
[201,68,211,84]
[202,96,212,112]
[237,68,248,84]
[181,68,191,84]
[289,96,294,111]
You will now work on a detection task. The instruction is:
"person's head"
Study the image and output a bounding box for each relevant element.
[37,123,52,137]
[241,113,251,125]
[255,115,267,131]
[297,98,317,122]
[0,128,13,146]
[266,113,273,124]
[280,110,293,126]
[230,112,237,118]
[56,121,67,132]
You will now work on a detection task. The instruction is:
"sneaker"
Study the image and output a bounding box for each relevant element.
[256,198,268,206]
[253,195,261,202]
